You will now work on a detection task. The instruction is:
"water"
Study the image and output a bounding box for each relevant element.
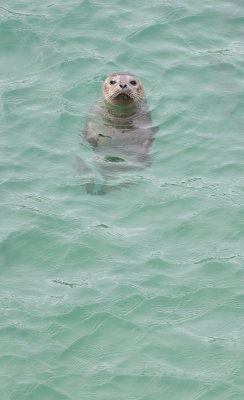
[1,1,244,399]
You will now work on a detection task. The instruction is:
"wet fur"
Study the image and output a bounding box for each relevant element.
[82,72,158,193]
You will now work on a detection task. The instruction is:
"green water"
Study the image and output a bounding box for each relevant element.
[1,1,244,399]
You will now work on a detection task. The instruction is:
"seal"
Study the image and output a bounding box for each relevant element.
[81,72,158,193]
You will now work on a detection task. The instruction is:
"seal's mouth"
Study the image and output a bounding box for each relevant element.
[106,88,136,106]
[115,93,131,100]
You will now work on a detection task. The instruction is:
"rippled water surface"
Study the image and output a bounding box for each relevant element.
[1,1,244,399]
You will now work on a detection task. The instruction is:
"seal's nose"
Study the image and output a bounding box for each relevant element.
[119,84,127,89]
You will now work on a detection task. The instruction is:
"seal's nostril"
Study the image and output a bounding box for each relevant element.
[119,84,127,89]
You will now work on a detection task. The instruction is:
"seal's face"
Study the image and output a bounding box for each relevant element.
[102,72,144,107]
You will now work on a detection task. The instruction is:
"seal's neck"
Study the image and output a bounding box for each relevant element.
[101,97,140,118]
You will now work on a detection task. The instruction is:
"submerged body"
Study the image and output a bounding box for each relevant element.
[82,72,158,192]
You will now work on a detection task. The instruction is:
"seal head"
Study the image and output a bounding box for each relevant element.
[102,72,145,107]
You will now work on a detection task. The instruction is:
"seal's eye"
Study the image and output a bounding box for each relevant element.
[110,80,116,85]
[130,80,137,86]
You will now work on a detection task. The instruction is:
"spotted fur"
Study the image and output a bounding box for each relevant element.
[102,72,145,106]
